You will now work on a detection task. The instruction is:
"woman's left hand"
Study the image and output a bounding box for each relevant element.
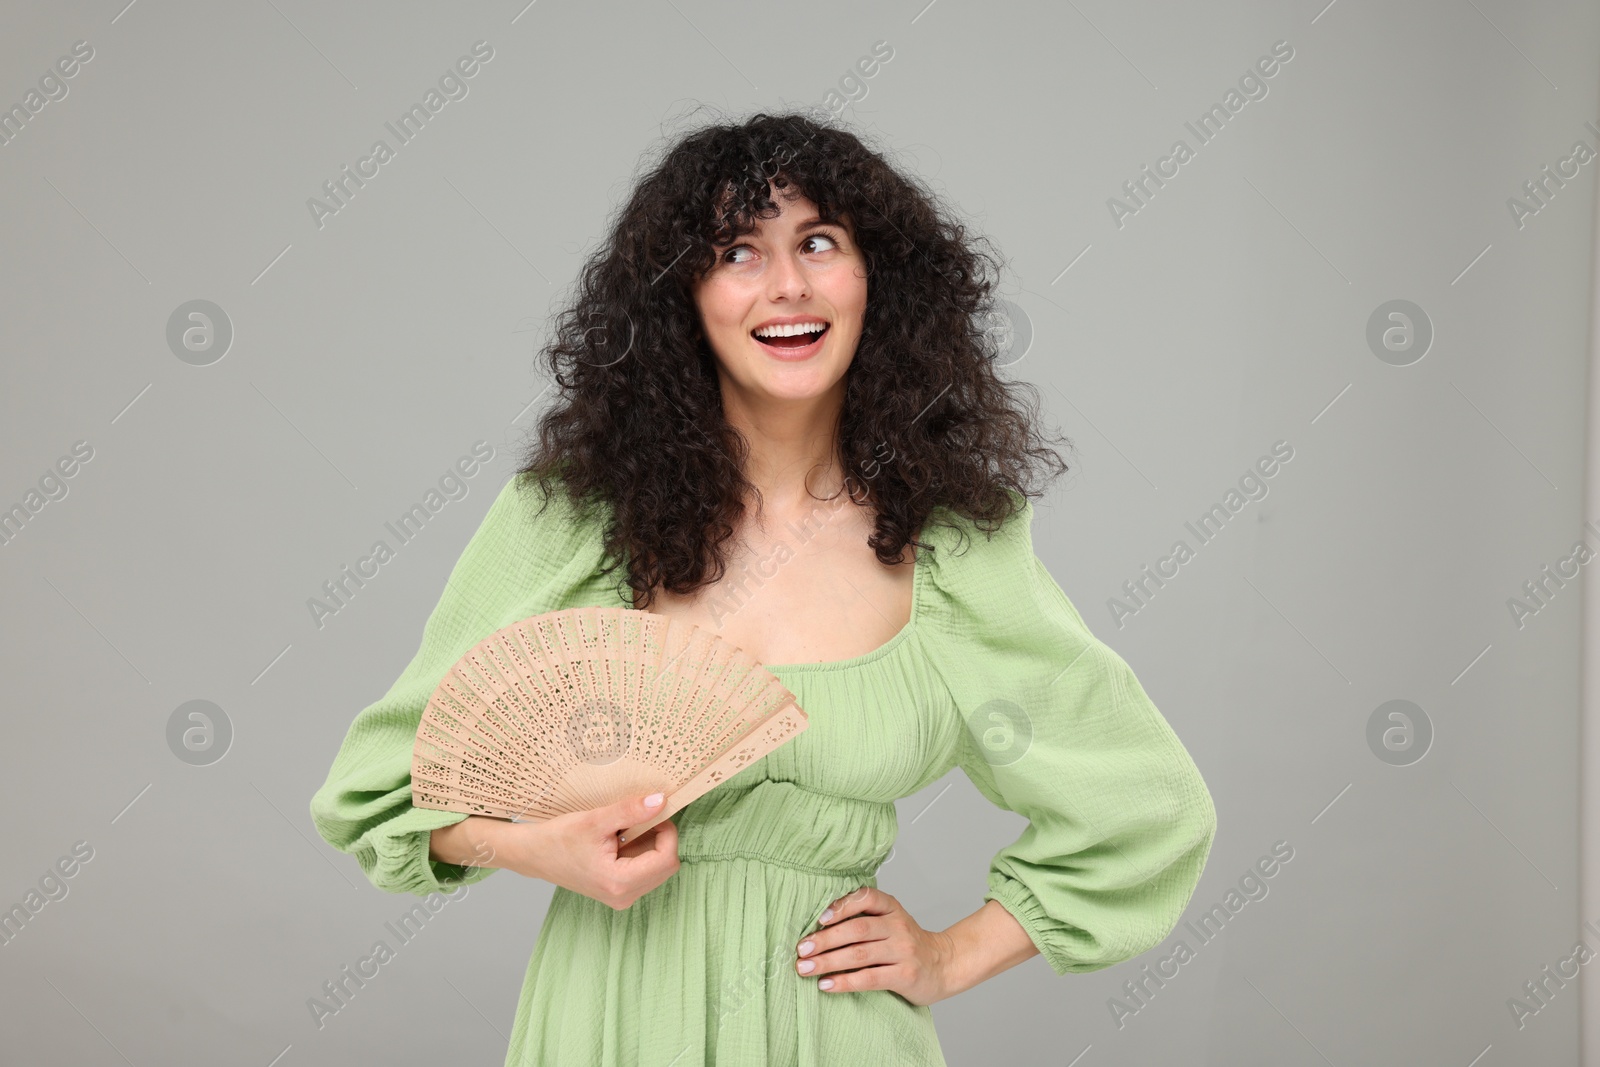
[794,886,960,1006]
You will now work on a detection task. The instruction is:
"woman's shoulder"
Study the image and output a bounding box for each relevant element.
[480,470,606,567]
[917,489,1041,609]
[922,488,1036,564]
[916,489,1105,664]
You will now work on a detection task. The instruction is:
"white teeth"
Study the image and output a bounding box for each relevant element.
[753,322,828,338]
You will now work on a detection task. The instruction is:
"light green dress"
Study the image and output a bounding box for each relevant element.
[309,473,1217,1066]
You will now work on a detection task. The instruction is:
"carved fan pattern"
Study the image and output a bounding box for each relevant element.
[411,606,808,842]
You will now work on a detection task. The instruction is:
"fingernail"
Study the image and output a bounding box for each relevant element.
[818,978,834,990]
[819,908,833,923]
[797,960,815,974]
[797,940,814,956]
[645,792,663,806]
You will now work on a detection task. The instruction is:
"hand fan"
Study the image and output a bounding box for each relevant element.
[410,605,807,844]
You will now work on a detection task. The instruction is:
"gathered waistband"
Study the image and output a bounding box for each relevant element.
[676,851,880,878]
[671,778,895,876]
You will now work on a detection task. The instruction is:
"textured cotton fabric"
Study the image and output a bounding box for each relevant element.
[309,473,1217,1066]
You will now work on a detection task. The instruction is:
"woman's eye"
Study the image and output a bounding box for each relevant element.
[720,232,840,265]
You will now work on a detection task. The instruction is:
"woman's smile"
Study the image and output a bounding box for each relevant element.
[751,316,831,361]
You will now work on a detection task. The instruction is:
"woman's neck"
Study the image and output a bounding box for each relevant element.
[723,384,849,515]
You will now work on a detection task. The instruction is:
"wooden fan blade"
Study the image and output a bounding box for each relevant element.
[616,701,807,842]
[409,606,809,836]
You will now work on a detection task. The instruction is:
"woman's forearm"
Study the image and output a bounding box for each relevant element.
[429,815,520,873]
[940,899,1042,996]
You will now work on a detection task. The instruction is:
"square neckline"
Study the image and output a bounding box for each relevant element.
[614,525,929,675]
[760,541,925,673]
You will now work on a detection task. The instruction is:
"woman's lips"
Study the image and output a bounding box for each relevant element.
[752,324,829,360]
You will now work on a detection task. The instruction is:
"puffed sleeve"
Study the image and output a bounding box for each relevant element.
[308,472,586,897]
[930,494,1217,975]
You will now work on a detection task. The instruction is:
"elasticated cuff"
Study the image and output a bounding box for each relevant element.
[359,816,500,897]
[984,872,1078,977]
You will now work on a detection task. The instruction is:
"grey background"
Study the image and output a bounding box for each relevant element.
[1,0,1597,1064]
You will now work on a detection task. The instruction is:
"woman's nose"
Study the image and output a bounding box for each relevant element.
[766,253,810,300]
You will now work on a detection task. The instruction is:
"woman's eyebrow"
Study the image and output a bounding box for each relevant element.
[795,216,847,232]
[720,215,846,244]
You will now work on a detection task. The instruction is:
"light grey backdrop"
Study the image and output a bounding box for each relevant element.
[2,1,1597,1064]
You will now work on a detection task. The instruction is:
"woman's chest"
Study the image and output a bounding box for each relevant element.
[635,519,917,668]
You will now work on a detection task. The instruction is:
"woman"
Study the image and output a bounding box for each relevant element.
[310,110,1217,1066]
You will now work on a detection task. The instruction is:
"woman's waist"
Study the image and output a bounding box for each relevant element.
[671,778,894,875]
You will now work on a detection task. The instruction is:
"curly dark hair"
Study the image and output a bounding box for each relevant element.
[514,107,1072,609]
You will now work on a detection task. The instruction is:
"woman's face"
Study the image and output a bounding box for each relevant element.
[691,188,867,405]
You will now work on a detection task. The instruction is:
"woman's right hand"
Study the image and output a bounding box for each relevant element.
[512,792,681,910]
